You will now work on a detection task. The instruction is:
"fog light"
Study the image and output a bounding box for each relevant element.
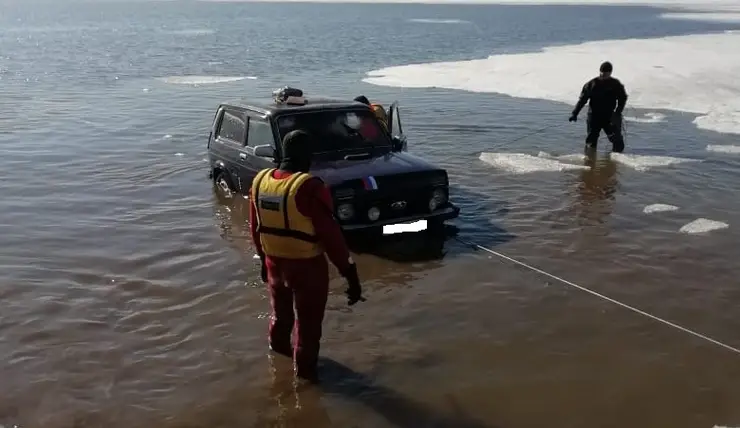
[337,203,354,220]
[367,206,380,221]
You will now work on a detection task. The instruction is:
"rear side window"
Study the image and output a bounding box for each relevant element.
[217,110,246,144]
[247,118,275,148]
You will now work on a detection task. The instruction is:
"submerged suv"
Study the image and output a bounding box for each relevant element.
[206,88,460,233]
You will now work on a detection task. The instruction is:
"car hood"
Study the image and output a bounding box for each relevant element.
[309,152,440,186]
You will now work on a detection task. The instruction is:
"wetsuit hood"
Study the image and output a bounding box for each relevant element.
[279,129,313,173]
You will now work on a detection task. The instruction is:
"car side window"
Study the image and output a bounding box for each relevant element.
[217,110,246,145]
[247,117,275,148]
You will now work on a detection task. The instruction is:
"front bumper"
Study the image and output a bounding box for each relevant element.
[340,204,460,231]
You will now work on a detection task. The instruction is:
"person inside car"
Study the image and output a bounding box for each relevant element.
[354,95,389,132]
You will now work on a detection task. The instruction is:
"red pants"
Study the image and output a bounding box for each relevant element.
[265,255,329,379]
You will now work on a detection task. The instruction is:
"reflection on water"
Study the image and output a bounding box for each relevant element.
[258,355,333,428]
[2,1,740,426]
[210,186,470,289]
[570,149,620,228]
[258,354,491,428]
[317,358,490,428]
[347,224,458,262]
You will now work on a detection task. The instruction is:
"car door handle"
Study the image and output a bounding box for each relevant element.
[239,152,247,160]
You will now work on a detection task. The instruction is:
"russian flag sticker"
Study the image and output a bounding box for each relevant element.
[362,176,378,190]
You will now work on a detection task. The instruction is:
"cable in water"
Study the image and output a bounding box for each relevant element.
[454,236,740,356]
[466,122,567,158]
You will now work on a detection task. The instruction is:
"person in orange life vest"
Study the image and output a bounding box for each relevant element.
[354,95,389,132]
[249,129,364,382]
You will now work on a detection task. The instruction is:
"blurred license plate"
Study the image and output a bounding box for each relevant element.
[382,220,428,235]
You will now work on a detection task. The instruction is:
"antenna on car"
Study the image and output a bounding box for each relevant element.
[273,86,306,105]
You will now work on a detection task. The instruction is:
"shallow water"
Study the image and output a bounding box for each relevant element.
[1,1,740,427]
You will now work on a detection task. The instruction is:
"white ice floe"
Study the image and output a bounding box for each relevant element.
[679,218,729,234]
[609,153,701,171]
[661,12,740,22]
[643,203,679,214]
[364,32,740,135]
[408,18,471,24]
[536,151,588,163]
[706,144,740,154]
[157,75,257,85]
[164,29,216,36]
[624,112,666,123]
[200,0,740,11]
[479,152,590,173]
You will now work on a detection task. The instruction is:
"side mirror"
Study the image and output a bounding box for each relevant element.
[391,136,406,152]
[254,144,275,159]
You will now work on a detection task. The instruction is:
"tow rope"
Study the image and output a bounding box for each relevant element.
[454,236,740,356]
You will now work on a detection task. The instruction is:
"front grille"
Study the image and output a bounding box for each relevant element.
[360,193,430,221]
[371,170,447,192]
[331,170,448,225]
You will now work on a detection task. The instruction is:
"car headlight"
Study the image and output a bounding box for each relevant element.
[429,188,447,211]
[367,206,380,221]
[337,203,354,220]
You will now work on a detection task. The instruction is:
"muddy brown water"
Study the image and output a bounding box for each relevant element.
[3,147,740,427]
[3,2,740,424]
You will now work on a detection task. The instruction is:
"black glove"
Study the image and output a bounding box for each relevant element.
[260,256,268,283]
[611,111,622,126]
[569,114,577,122]
[343,263,364,306]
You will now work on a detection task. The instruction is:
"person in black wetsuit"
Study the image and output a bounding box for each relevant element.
[569,61,628,153]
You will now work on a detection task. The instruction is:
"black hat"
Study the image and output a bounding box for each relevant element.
[281,129,313,162]
[600,61,613,73]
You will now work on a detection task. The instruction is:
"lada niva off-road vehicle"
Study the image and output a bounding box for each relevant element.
[206,88,460,235]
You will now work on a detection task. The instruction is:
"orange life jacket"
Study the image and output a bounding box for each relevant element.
[251,168,323,259]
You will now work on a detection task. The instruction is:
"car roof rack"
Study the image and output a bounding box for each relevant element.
[273,86,306,106]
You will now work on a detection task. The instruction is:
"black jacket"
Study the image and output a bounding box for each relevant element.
[572,76,628,118]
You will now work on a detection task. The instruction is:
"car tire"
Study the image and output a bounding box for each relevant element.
[214,170,235,197]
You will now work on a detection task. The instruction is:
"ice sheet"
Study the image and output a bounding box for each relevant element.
[479,152,591,173]
[201,0,740,11]
[364,32,740,135]
[162,29,216,36]
[661,12,740,22]
[408,18,471,24]
[157,75,256,85]
[624,112,666,123]
[643,203,679,214]
[679,218,729,234]
[706,144,740,154]
[609,153,701,171]
[536,151,588,163]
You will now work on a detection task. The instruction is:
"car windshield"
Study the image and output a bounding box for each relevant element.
[276,109,391,156]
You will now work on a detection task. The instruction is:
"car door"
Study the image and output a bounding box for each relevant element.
[240,112,279,189]
[386,101,408,151]
[212,107,248,190]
